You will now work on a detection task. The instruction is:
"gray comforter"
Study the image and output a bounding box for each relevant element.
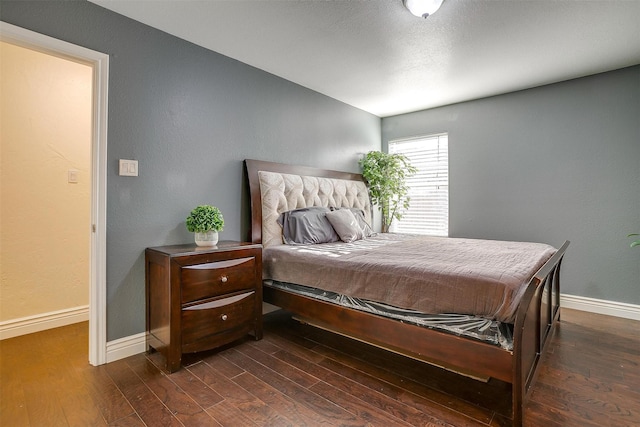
[263,234,556,323]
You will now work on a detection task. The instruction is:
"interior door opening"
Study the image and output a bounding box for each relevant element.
[0,22,108,365]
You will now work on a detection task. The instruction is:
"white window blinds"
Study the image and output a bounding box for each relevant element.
[388,134,449,236]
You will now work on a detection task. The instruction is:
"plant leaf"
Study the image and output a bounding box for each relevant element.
[360,150,417,230]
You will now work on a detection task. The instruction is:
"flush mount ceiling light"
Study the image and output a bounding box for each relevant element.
[403,0,445,18]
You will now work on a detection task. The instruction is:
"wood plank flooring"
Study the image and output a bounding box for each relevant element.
[1,308,638,426]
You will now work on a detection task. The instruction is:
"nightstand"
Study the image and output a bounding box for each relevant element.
[145,241,262,372]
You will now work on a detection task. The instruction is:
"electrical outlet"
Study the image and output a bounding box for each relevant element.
[119,159,138,177]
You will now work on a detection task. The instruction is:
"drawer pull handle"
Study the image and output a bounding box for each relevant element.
[221,314,228,321]
[220,275,228,283]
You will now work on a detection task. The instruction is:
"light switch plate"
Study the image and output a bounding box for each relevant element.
[119,159,138,176]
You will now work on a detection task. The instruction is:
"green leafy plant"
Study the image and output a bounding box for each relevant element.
[185,205,224,233]
[360,151,418,233]
[629,233,640,248]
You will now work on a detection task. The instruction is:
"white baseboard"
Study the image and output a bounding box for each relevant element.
[15,294,625,363]
[101,294,640,363]
[0,306,89,340]
[561,294,640,321]
[106,331,147,363]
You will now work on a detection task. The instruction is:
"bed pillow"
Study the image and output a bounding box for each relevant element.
[277,207,340,245]
[325,209,365,243]
[330,207,375,237]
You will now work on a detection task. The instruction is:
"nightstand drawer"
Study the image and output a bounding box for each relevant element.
[181,291,255,353]
[181,257,256,303]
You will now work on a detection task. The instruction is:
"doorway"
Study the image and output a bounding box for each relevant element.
[0,22,108,366]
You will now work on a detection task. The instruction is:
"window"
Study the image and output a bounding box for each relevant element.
[388,133,449,236]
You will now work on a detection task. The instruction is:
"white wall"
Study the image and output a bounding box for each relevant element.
[0,41,92,322]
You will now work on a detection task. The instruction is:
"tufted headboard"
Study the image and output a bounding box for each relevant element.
[245,159,372,248]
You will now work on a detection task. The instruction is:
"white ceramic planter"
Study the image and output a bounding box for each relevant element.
[194,231,218,246]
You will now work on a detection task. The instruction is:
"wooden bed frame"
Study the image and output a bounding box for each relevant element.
[245,159,569,426]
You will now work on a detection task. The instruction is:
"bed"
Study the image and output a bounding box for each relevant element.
[244,158,569,426]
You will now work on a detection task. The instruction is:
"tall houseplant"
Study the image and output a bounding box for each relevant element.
[360,151,417,233]
[185,204,224,246]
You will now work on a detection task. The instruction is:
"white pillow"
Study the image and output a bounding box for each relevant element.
[325,209,365,243]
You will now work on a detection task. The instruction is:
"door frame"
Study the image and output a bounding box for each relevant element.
[1,22,109,365]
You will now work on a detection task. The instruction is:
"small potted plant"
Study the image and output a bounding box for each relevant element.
[360,151,417,233]
[629,232,639,249]
[185,204,224,246]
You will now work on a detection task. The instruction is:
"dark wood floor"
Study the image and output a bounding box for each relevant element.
[1,308,638,426]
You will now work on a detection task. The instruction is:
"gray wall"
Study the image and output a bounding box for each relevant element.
[383,66,640,306]
[1,1,381,340]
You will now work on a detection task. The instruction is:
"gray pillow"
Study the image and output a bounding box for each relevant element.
[330,207,374,237]
[277,207,340,245]
[326,209,365,243]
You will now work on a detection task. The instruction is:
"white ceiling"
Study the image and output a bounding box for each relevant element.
[90,0,640,117]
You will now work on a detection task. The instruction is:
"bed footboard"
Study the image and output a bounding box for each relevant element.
[512,240,569,425]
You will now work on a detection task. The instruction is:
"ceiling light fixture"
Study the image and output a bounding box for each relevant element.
[403,0,444,18]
